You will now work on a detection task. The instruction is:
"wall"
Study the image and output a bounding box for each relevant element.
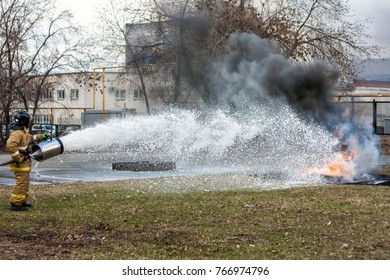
[36,71,150,127]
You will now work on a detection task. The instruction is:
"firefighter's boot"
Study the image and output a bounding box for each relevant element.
[10,203,29,211]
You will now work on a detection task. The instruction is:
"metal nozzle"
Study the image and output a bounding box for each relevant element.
[30,137,64,162]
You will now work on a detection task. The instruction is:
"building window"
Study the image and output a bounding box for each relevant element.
[12,92,21,100]
[71,89,79,100]
[115,89,126,100]
[57,89,65,100]
[41,89,53,100]
[35,114,50,124]
[134,89,144,100]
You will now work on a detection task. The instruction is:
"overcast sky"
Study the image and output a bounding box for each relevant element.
[59,0,390,58]
[349,0,390,57]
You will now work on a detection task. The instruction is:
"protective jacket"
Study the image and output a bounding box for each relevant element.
[6,127,44,172]
[6,127,45,206]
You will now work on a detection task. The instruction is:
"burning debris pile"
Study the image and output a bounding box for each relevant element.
[304,144,357,180]
[300,116,380,183]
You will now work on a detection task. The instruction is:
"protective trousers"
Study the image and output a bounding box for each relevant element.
[10,171,30,206]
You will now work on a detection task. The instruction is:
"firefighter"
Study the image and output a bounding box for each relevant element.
[6,111,49,211]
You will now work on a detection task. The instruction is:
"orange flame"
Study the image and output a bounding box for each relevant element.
[303,147,357,179]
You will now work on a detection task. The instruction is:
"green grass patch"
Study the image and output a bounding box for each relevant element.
[0,175,389,260]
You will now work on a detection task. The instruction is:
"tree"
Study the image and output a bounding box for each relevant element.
[145,0,381,130]
[151,0,213,104]
[194,0,379,85]
[95,0,380,109]
[97,0,204,111]
[0,0,92,146]
[96,0,162,114]
[149,0,379,105]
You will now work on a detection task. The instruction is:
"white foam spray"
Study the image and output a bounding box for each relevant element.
[61,104,342,181]
[60,32,381,183]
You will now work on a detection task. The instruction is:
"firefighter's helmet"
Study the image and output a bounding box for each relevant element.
[14,111,32,128]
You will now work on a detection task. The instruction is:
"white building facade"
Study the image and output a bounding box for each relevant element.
[34,69,171,128]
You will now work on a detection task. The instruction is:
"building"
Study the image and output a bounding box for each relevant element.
[33,70,148,128]
[30,64,200,130]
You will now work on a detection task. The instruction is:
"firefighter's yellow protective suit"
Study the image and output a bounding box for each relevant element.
[6,128,45,206]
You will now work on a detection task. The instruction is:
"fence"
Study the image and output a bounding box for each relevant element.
[337,99,390,135]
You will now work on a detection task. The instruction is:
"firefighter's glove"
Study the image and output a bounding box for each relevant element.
[14,154,28,164]
[41,133,49,140]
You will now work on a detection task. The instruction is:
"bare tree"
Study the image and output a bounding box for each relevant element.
[0,0,93,146]
[96,0,162,114]
[195,0,380,85]
[150,0,214,104]
[93,0,380,109]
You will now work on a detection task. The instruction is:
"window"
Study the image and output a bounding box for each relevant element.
[12,92,20,100]
[57,89,65,100]
[115,89,126,100]
[71,89,79,100]
[134,89,144,100]
[41,89,53,100]
[34,115,50,124]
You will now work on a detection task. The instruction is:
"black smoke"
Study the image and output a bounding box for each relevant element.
[208,33,342,127]
[171,15,380,175]
[170,12,342,127]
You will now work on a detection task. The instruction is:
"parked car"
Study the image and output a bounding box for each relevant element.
[31,124,55,136]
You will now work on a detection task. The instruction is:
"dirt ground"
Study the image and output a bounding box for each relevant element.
[0,230,85,260]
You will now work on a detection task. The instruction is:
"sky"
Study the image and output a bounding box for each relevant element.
[56,0,102,27]
[349,0,390,57]
[58,0,390,58]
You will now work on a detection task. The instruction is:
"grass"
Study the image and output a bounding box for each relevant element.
[0,174,389,260]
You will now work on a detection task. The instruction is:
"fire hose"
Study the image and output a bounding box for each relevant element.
[0,136,64,166]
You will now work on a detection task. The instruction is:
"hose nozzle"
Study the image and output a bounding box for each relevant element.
[30,137,64,162]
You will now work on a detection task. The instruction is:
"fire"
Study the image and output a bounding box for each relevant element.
[305,153,351,177]
[303,144,358,179]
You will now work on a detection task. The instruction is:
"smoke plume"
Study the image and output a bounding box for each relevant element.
[207,33,341,127]
[172,17,381,176]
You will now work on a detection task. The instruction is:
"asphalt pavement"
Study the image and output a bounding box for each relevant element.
[0,152,180,185]
[2,152,390,186]
[0,152,255,185]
